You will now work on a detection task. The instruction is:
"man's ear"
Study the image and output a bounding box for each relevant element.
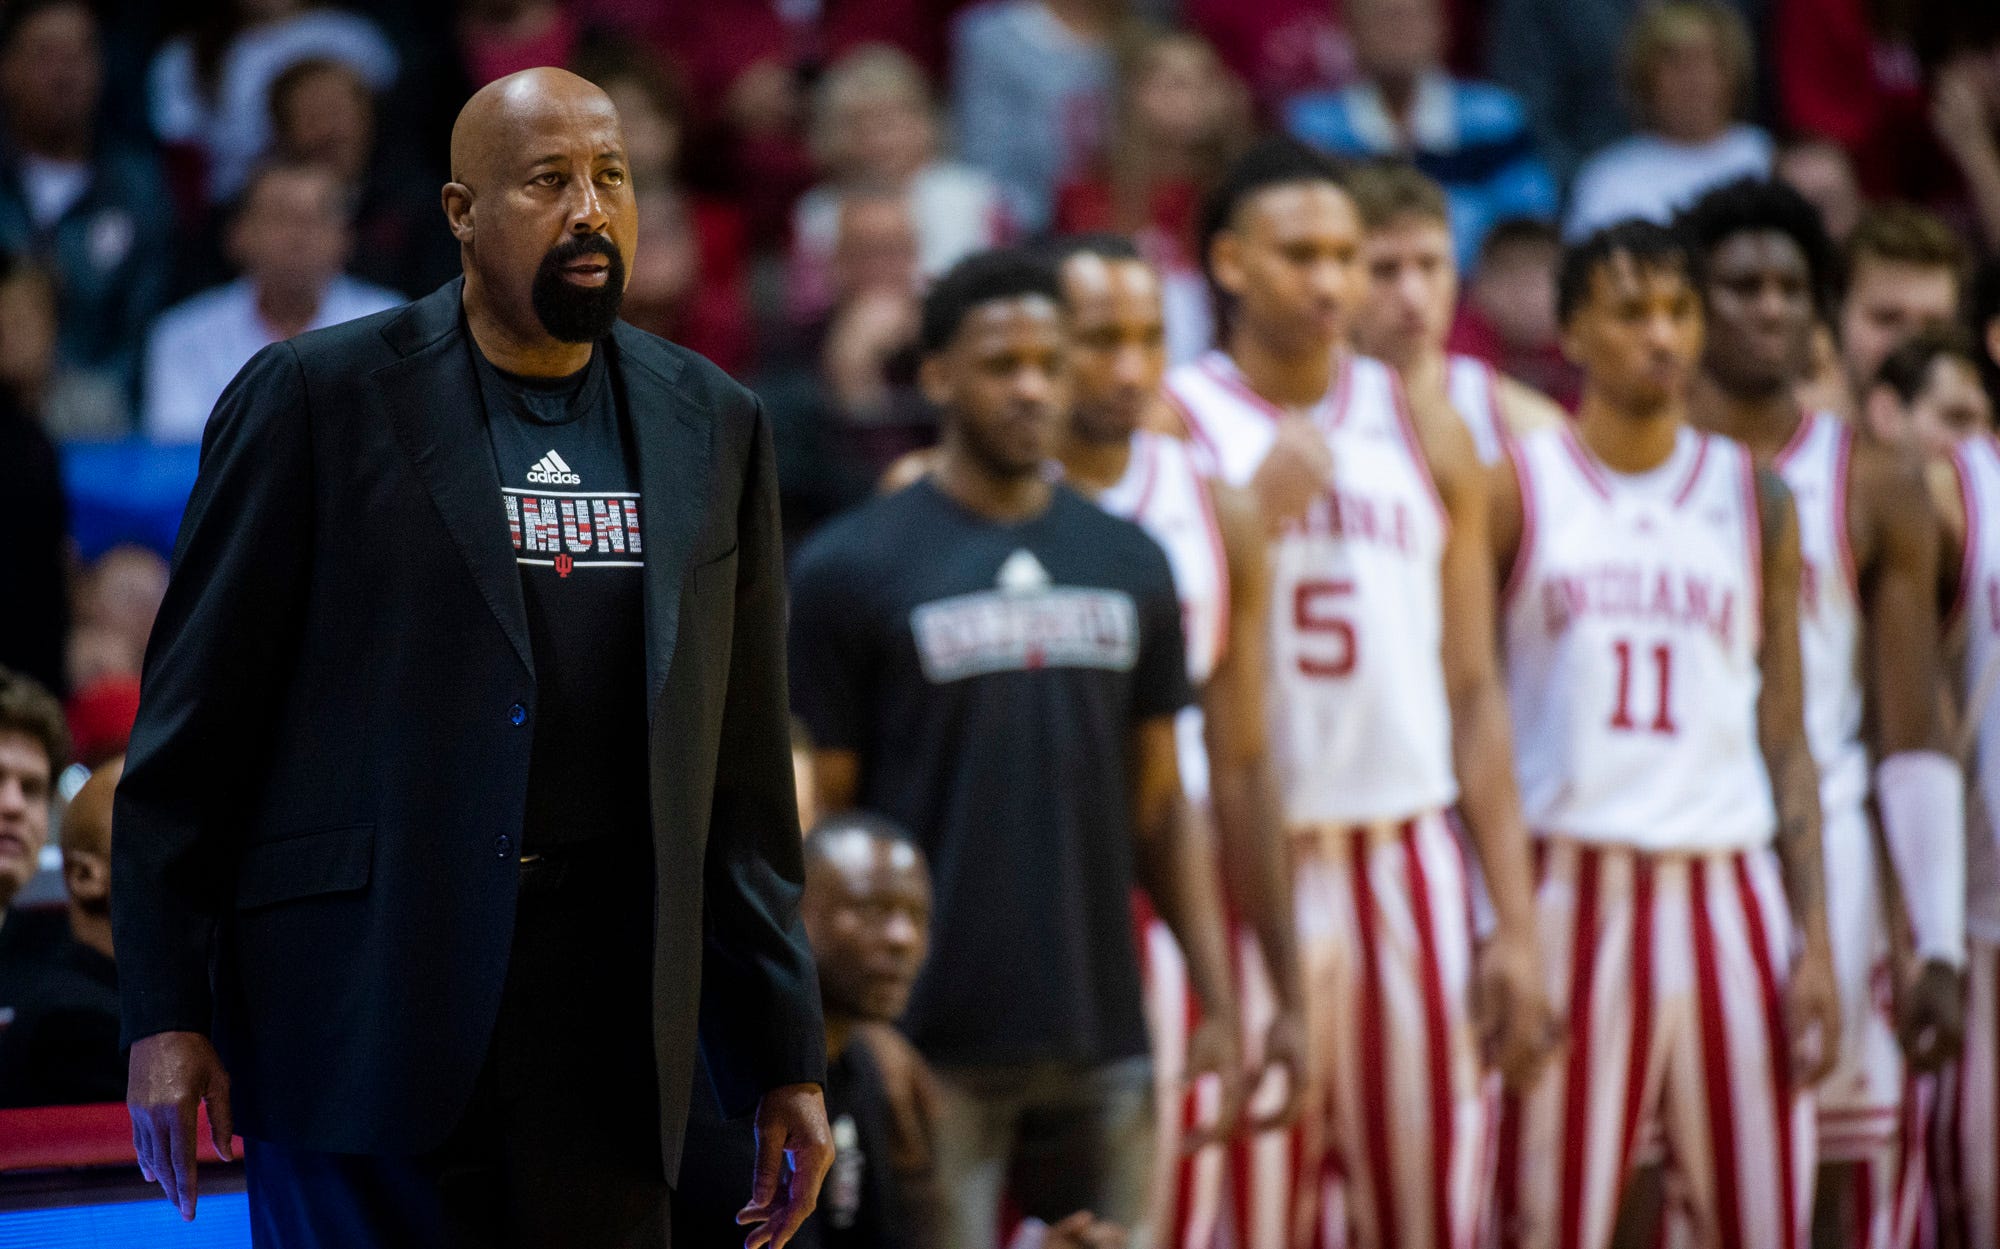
[1209,230,1245,300]
[62,849,109,905]
[442,183,474,245]
[919,352,953,410]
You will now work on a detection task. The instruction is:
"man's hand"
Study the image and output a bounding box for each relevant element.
[128,1031,233,1222]
[1897,957,1966,1073]
[1786,938,1842,1085]
[1249,419,1333,534]
[1474,927,1558,1090]
[1040,1211,1129,1249]
[737,1082,835,1249]
[1181,1013,1246,1151]
[1246,1007,1307,1132]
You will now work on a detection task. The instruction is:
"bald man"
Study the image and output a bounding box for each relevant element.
[112,68,830,1247]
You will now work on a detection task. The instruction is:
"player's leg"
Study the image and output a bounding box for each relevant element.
[1324,813,1487,1249]
[1494,840,1656,1249]
[1814,805,1908,1249]
[1936,938,2000,1249]
[1284,837,1354,1249]
[1231,922,1305,1249]
[1142,905,1229,1249]
[1658,850,1814,1249]
[928,1065,1028,1249]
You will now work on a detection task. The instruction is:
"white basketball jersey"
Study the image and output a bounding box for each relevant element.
[1447,354,1507,466]
[1502,426,1776,850]
[1167,350,1457,824]
[1773,411,1869,821]
[1953,435,2000,941]
[1097,430,1231,803]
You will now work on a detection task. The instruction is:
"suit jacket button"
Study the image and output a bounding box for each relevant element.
[508,703,527,726]
[495,834,513,858]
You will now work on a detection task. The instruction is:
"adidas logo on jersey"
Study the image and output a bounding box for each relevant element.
[526,450,581,485]
[996,549,1051,593]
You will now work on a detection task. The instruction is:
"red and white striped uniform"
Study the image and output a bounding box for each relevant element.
[1097,429,1235,1249]
[1448,355,1509,467]
[1494,425,1814,1249]
[1938,435,2000,1249]
[1773,414,1916,1206]
[1170,350,1486,1249]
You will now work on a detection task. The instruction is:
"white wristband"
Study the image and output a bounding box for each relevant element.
[1876,751,1968,968]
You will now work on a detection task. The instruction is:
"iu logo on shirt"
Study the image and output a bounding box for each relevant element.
[501,449,643,575]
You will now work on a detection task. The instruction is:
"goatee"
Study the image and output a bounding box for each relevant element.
[531,234,627,343]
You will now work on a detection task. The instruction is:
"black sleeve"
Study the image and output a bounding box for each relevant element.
[698,398,829,1115]
[1130,536,1192,722]
[111,343,315,1047]
[786,527,874,754]
[0,412,69,697]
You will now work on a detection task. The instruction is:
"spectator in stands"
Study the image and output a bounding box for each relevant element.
[1181,0,1352,122]
[789,250,1241,1249]
[570,39,752,374]
[1862,327,1993,460]
[0,756,122,1108]
[950,0,1120,232]
[1564,1,1772,239]
[1447,218,1580,408]
[1776,135,1866,244]
[793,46,1011,321]
[0,0,173,433]
[142,160,400,442]
[266,57,458,300]
[1930,49,2000,253]
[148,0,399,206]
[1285,0,1556,268]
[1838,203,1968,400]
[457,0,578,89]
[0,668,67,1007]
[1057,31,1247,362]
[0,316,67,698]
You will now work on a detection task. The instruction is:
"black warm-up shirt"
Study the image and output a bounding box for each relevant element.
[474,340,649,850]
[788,480,1191,1068]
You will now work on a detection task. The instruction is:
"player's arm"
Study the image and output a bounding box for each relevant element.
[1930,454,1968,622]
[1854,445,1966,1069]
[1131,714,1245,1144]
[1203,481,1306,1127]
[1413,393,1554,1088]
[1493,375,1567,441]
[1754,468,1839,1083]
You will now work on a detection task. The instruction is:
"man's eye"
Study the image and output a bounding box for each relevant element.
[600,168,626,186]
[535,172,562,187]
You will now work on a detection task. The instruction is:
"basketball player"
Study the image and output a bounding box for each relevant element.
[1879,331,1999,1249]
[1345,161,1566,466]
[1168,137,1553,1249]
[1679,179,1964,1249]
[1490,220,1840,1249]
[1048,234,1308,1249]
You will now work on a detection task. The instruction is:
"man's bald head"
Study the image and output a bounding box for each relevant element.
[443,67,637,359]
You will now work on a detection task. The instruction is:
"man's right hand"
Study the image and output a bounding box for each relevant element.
[129,1030,234,1221]
[1249,418,1334,534]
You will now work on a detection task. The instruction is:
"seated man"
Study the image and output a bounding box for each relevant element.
[677,814,1123,1249]
[0,666,67,1007]
[0,755,122,1107]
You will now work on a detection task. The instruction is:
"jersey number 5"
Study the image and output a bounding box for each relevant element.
[1609,639,1676,734]
[1295,579,1356,678]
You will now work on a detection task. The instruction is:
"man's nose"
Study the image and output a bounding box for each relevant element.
[567,178,610,233]
[881,911,921,950]
[0,777,24,816]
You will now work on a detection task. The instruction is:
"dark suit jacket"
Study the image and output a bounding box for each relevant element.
[111,278,825,1177]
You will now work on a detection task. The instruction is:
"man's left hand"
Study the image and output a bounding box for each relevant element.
[1787,937,1842,1085]
[736,1082,835,1249]
[1898,957,1966,1073]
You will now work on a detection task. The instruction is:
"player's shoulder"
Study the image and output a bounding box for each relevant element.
[1055,484,1177,584]
[793,483,937,580]
[1491,373,1567,438]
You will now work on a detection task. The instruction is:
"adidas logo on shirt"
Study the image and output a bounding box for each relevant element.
[526,450,581,486]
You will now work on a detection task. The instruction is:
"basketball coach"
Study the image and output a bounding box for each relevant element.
[110,68,832,1248]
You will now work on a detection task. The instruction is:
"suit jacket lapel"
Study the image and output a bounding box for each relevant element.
[377,281,535,678]
[611,323,707,721]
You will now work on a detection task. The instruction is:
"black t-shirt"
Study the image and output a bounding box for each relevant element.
[473,339,649,850]
[0,933,122,1108]
[788,481,1191,1068]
